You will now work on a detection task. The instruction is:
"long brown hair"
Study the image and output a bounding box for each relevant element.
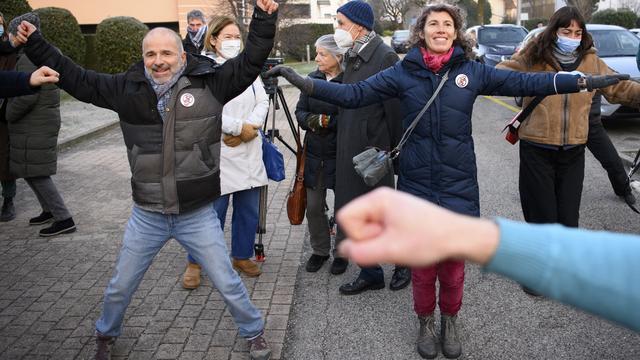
[409,3,474,60]
[204,16,240,53]
[519,6,593,67]
[0,12,7,41]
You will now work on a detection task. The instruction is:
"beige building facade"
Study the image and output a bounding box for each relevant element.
[28,0,252,35]
[28,0,343,35]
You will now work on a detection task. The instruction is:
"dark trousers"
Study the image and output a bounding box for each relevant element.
[306,174,331,257]
[1,180,16,198]
[519,141,585,227]
[587,117,629,196]
[25,176,72,221]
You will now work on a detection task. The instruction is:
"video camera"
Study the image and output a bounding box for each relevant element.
[260,57,284,95]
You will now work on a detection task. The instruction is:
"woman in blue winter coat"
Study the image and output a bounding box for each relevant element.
[266,3,624,359]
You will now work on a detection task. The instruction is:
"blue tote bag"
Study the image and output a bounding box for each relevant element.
[261,130,285,182]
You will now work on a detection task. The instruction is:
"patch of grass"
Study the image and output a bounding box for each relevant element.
[60,90,75,103]
[285,61,317,76]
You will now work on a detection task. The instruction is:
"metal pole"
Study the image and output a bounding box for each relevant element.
[516,0,522,26]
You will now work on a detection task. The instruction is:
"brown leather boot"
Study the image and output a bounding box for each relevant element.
[233,258,262,277]
[182,262,201,289]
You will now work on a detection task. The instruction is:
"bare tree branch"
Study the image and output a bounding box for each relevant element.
[564,0,602,21]
[378,0,426,27]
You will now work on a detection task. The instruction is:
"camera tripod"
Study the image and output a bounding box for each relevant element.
[255,83,302,261]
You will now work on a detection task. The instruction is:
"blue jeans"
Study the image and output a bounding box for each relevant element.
[96,203,263,338]
[187,187,260,263]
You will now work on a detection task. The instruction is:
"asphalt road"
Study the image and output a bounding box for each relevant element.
[282,95,640,360]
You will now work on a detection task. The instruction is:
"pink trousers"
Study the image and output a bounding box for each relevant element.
[412,260,465,316]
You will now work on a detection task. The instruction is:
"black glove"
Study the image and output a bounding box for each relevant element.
[306,114,322,132]
[579,74,630,91]
[264,65,314,94]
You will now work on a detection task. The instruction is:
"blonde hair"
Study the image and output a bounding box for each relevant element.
[204,16,240,53]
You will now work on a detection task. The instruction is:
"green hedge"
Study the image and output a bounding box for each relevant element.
[95,16,148,74]
[591,8,638,29]
[83,34,98,71]
[34,7,85,65]
[0,0,32,23]
[278,23,334,61]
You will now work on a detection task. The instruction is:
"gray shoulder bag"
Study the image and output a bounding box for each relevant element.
[352,70,450,186]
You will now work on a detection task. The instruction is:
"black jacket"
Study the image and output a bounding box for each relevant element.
[334,35,402,216]
[23,7,277,213]
[0,71,34,98]
[183,35,204,55]
[294,70,341,189]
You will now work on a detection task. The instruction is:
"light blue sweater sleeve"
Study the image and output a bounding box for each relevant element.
[485,218,640,332]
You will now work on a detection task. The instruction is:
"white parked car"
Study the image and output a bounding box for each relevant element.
[630,28,640,38]
[512,24,640,118]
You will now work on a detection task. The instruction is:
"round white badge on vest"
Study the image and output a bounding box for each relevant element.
[455,74,469,88]
[180,93,195,107]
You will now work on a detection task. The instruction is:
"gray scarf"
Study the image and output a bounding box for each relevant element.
[188,25,207,50]
[552,45,578,65]
[348,30,377,59]
[144,62,187,121]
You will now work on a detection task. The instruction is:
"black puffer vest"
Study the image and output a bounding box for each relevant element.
[122,73,223,213]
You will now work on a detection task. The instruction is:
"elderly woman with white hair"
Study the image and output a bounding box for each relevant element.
[295,34,347,272]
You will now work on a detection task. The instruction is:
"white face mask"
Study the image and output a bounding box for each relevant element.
[334,25,355,48]
[218,39,242,59]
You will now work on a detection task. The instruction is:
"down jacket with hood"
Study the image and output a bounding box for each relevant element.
[308,46,582,216]
[6,53,60,179]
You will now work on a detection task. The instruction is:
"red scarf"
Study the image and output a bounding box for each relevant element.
[420,47,454,73]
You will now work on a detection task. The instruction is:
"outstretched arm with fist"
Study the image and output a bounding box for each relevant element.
[0,67,59,98]
[337,188,640,331]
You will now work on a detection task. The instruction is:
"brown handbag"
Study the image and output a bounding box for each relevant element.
[287,142,307,225]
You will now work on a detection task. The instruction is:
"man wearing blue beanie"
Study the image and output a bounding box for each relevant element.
[328,1,411,295]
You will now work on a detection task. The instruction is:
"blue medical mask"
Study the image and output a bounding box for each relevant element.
[0,25,4,37]
[556,35,581,53]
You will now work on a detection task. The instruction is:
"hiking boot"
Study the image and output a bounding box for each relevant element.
[94,334,115,360]
[0,197,15,222]
[182,262,201,289]
[330,257,348,275]
[248,333,271,360]
[29,211,53,225]
[305,254,330,272]
[417,315,438,359]
[39,218,76,237]
[441,314,462,359]
[233,258,262,277]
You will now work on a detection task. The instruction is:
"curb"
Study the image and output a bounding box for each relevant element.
[57,119,119,151]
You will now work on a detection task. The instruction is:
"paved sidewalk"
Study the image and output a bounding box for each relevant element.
[0,88,304,359]
[57,94,119,147]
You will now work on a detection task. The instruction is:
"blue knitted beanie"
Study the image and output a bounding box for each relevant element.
[337,1,374,31]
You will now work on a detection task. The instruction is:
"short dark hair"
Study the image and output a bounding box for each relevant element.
[187,10,205,23]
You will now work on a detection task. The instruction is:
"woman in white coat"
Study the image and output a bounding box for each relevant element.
[182,16,270,288]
